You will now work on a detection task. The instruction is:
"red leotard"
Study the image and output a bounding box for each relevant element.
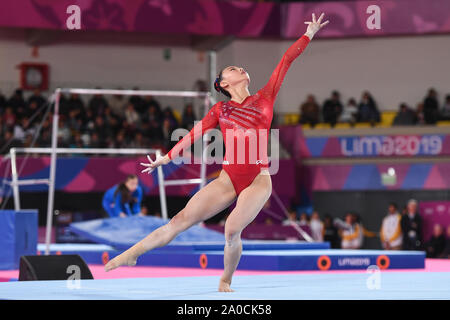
[168,35,311,195]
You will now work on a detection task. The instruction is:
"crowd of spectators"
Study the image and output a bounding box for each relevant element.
[0,88,198,154]
[299,88,450,128]
[2,86,450,154]
[280,199,450,257]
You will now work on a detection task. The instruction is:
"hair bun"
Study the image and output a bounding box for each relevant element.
[214,78,221,92]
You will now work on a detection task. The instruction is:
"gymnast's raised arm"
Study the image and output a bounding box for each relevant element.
[258,13,329,103]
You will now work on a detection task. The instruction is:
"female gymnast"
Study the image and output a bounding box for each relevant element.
[105,13,329,292]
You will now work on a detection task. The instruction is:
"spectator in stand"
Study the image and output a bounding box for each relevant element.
[401,199,423,251]
[88,89,109,117]
[69,132,85,148]
[339,98,358,126]
[162,106,179,130]
[7,89,26,115]
[440,94,450,121]
[129,87,146,114]
[104,106,121,136]
[3,106,16,129]
[25,101,40,122]
[309,211,323,242]
[282,210,298,226]
[323,214,340,248]
[57,116,72,146]
[338,213,363,249]
[144,95,162,115]
[161,118,176,150]
[144,104,163,144]
[114,130,128,149]
[416,102,426,125]
[144,104,162,123]
[299,94,320,128]
[67,93,86,122]
[322,90,343,127]
[181,104,197,131]
[380,202,403,250]
[0,114,4,137]
[124,103,140,127]
[393,103,417,126]
[84,109,95,132]
[2,130,22,149]
[425,224,446,258]
[129,131,146,148]
[14,117,35,142]
[23,133,34,148]
[0,90,6,111]
[58,93,69,116]
[27,88,46,110]
[423,88,439,124]
[109,90,126,117]
[94,116,112,146]
[37,128,51,147]
[298,212,310,227]
[0,125,6,152]
[357,91,380,125]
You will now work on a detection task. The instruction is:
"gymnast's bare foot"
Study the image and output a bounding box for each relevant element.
[218,278,234,292]
[104,250,138,272]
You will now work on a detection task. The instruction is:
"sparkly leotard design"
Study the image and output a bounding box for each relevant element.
[168,35,311,195]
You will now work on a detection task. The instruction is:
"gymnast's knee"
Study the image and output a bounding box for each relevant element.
[224,227,242,247]
[168,209,192,232]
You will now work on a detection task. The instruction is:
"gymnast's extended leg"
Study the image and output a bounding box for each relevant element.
[105,170,236,271]
[219,171,272,292]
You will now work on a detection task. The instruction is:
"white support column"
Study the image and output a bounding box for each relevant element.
[45,89,60,255]
[156,149,168,221]
[10,148,20,211]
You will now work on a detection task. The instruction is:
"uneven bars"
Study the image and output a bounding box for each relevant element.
[12,147,159,155]
[59,88,210,98]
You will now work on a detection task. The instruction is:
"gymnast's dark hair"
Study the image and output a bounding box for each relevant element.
[214,68,231,98]
[114,174,138,204]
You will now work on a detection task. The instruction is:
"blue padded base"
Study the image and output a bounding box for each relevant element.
[37,244,424,271]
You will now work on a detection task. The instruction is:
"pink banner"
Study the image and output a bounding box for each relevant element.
[0,0,449,38]
[282,0,450,38]
[0,0,279,37]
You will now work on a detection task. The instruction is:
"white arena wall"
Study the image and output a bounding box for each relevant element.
[1,31,449,114]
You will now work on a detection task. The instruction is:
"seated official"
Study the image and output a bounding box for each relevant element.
[102,174,143,218]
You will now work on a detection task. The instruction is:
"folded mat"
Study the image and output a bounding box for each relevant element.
[69,215,225,250]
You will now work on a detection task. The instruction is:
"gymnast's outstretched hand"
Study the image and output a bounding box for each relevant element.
[304,12,329,39]
[140,154,170,174]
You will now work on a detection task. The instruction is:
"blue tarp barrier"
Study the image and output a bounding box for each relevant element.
[0,210,38,270]
[69,216,225,250]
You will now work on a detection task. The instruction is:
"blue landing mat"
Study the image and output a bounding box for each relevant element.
[37,241,330,253]
[36,244,424,271]
[1,272,449,300]
[69,216,226,249]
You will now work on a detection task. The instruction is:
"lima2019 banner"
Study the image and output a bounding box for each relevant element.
[278,126,450,158]
[305,134,448,158]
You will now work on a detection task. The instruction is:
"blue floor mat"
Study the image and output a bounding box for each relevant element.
[1,272,449,300]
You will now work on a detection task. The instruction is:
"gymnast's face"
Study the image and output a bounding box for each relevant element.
[220,66,250,90]
[125,177,138,192]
